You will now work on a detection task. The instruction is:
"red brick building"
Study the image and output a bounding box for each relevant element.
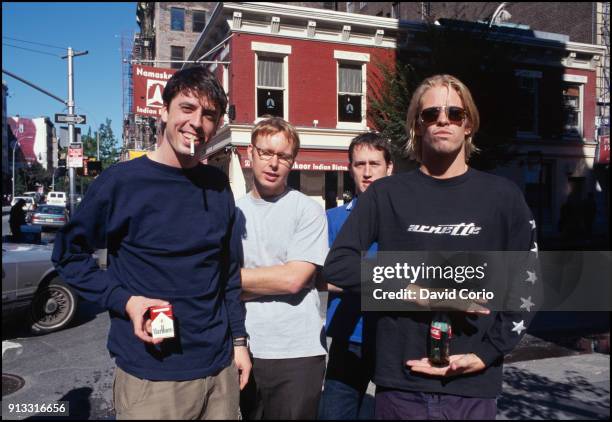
[189,2,398,208]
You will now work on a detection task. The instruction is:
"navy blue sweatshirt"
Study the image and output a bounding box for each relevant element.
[323,168,539,398]
[52,156,246,381]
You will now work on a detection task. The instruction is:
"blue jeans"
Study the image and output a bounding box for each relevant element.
[318,341,373,420]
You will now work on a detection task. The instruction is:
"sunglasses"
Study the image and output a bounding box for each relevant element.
[419,106,467,125]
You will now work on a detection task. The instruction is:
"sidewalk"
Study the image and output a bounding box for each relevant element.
[498,353,610,420]
[356,350,609,420]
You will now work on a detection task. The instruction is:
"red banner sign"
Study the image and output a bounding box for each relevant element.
[132,65,177,117]
[596,135,609,165]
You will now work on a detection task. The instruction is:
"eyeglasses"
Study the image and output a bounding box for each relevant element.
[419,106,467,126]
[253,146,294,168]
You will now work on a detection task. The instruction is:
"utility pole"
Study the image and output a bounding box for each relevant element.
[62,47,88,216]
[97,130,100,160]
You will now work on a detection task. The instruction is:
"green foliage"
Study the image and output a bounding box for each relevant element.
[14,161,52,194]
[368,21,522,171]
[81,118,120,170]
[98,118,120,170]
[368,58,420,164]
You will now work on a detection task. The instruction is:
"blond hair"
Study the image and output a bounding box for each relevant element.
[405,74,480,162]
[251,116,300,157]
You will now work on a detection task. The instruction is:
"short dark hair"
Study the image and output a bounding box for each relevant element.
[162,66,228,119]
[348,132,393,164]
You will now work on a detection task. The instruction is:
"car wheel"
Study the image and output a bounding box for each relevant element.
[29,277,78,334]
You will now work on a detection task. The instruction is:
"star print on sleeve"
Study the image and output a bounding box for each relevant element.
[525,270,537,284]
[519,296,535,312]
[511,320,526,335]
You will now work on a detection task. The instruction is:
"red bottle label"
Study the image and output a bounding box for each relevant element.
[431,326,441,340]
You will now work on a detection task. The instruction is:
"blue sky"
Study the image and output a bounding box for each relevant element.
[2,2,137,145]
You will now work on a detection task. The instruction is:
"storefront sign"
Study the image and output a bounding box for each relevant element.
[132,65,176,117]
[596,135,609,164]
[236,147,349,171]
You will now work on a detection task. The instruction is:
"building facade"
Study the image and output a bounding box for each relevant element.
[129,2,608,241]
[188,2,398,209]
[8,116,57,172]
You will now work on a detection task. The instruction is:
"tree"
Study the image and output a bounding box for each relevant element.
[368,19,535,171]
[72,119,120,195]
[97,118,120,170]
[368,58,422,168]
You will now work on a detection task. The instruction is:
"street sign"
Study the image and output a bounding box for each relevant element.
[67,143,83,168]
[55,113,86,124]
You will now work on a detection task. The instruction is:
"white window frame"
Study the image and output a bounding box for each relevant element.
[335,50,369,130]
[252,42,291,123]
[562,74,587,140]
[360,2,367,10]
[515,69,542,139]
[346,2,354,13]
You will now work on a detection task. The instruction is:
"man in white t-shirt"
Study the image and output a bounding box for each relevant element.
[236,117,328,419]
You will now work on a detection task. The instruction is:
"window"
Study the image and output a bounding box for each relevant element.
[515,70,541,137]
[257,56,285,118]
[192,10,207,32]
[171,8,185,31]
[346,2,354,13]
[563,82,583,138]
[170,46,184,70]
[359,2,367,9]
[338,63,363,123]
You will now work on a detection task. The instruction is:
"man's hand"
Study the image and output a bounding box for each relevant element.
[125,295,170,345]
[406,353,486,377]
[234,346,252,390]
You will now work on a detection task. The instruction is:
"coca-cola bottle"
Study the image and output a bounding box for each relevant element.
[429,312,452,367]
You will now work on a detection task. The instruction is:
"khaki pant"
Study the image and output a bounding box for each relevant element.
[113,362,240,420]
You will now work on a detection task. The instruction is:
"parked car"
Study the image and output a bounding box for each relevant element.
[23,191,43,204]
[46,191,67,207]
[31,205,69,230]
[2,242,78,334]
[10,196,36,211]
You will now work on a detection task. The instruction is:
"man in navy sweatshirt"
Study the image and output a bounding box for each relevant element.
[324,74,539,419]
[52,66,251,419]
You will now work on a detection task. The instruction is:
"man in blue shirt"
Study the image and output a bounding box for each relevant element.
[52,67,251,419]
[319,132,393,419]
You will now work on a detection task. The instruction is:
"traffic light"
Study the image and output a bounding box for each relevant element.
[77,157,88,176]
[87,159,102,177]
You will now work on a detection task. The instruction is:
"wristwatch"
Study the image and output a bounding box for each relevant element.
[233,336,248,347]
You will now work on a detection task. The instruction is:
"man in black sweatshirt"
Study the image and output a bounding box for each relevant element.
[323,74,538,419]
[52,67,251,419]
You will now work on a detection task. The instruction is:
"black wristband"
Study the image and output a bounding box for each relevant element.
[233,337,248,347]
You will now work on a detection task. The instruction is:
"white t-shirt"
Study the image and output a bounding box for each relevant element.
[236,189,329,359]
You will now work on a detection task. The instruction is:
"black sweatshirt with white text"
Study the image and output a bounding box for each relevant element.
[323,168,539,398]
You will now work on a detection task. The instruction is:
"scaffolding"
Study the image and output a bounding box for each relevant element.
[120,29,159,160]
[121,31,135,160]
[597,1,610,136]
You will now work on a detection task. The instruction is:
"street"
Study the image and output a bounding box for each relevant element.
[2,301,115,420]
[2,290,609,420]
